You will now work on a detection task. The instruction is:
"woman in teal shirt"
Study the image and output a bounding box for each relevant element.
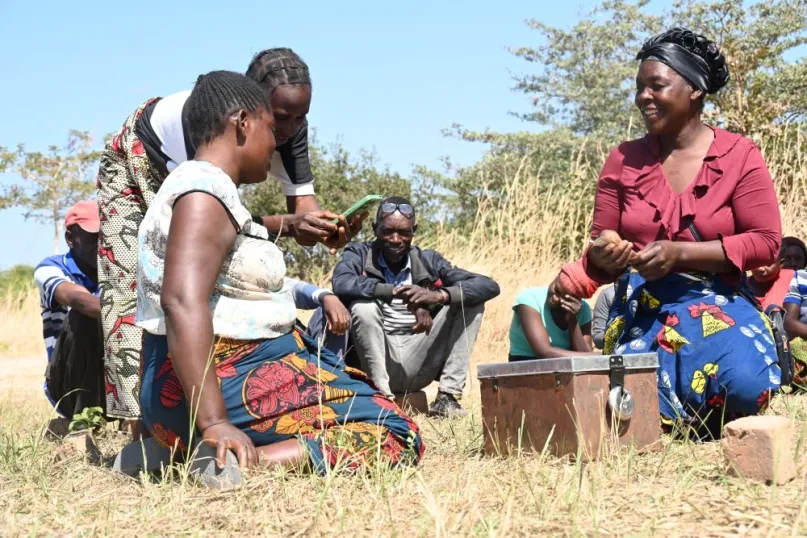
[509,280,598,361]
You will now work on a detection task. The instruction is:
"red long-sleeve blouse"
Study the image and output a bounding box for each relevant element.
[585,127,782,279]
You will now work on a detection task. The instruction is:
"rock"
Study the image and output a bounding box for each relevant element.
[113,437,174,477]
[54,441,78,462]
[721,416,796,485]
[394,391,429,414]
[189,441,241,490]
[59,431,103,464]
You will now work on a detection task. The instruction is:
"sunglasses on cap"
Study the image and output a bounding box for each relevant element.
[379,202,415,219]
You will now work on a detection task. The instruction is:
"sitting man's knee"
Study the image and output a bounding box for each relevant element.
[350,300,380,323]
[450,301,485,316]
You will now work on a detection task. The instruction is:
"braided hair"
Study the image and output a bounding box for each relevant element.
[185,70,271,150]
[245,48,312,92]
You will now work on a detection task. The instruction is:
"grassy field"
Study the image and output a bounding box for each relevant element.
[2,373,807,536]
[2,242,807,536]
[2,137,807,536]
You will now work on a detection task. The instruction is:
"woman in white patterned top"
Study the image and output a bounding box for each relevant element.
[136,71,424,472]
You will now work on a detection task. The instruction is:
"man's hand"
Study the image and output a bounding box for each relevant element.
[633,241,681,281]
[321,294,349,335]
[394,285,447,307]
[412,307,433,335]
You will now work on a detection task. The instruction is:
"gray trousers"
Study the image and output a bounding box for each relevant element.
[349,301,485,397]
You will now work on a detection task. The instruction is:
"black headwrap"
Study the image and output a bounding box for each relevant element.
[636,28,729,95]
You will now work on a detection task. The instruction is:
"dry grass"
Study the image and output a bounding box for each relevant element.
[2,130,807,536]
[0,290,44,358]
[2,388,807,536]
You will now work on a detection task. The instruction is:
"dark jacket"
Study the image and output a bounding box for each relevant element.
[332,241,500,308]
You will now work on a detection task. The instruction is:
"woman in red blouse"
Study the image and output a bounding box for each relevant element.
[580,28,783,436]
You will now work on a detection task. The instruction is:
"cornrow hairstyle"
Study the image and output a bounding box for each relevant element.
[185,70,271,150]
[245,48,312,92]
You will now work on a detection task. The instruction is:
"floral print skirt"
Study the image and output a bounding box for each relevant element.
[97,97,164,419]
[603,270,781,434]
[139,328,425,472]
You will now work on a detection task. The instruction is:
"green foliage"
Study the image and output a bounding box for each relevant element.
[0,265,35,298]
[428,0,807,247]
[509,0,807,139]
[510,0,662,141]
[243,139,410,281]
[0,131,100,254]
[417,128,605,259]
[68,407,106,433]
[672,0,807,136]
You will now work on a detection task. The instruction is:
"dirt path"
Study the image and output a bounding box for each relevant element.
[0,355,45,394]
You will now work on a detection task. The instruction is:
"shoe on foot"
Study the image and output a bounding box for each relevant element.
[188,441,242,490]
[429,392,468,418]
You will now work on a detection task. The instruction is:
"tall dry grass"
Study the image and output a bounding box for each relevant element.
[0,129,806,536]
[428,127,807,371]
[425,146,598,364]
[764,128,807,240]
[0,289,43,358]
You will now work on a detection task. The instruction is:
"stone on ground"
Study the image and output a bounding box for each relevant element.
[55,431,102,464]
[394,391,429,414]
[113,437,174,477]
[721,415,796,485]
[188,441,242,490]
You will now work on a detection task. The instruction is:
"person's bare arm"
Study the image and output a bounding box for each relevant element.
[260,195,320,233]
[784,303,807,340]
[259,195,338,243]
[287,194,320,214]
[571,322,594,353]
[161,192,257,468]
[516,306,597,358]
[53,283,100,319]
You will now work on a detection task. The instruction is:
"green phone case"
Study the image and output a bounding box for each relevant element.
[332,194,384,225]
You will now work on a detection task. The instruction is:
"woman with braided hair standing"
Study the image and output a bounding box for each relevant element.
[98,48,361,421]
[557,28,783,437]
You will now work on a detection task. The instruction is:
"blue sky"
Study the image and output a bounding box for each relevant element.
[0,0,601,268]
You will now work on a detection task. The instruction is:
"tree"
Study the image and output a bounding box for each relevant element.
[510,0,662,142]
[508,0,807,140]
[421,0,807,247]
[673,0,807,136]
[243,137,410,281]
[0,131,100,253]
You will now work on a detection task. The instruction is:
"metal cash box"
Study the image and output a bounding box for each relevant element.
[477,353,661,459]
